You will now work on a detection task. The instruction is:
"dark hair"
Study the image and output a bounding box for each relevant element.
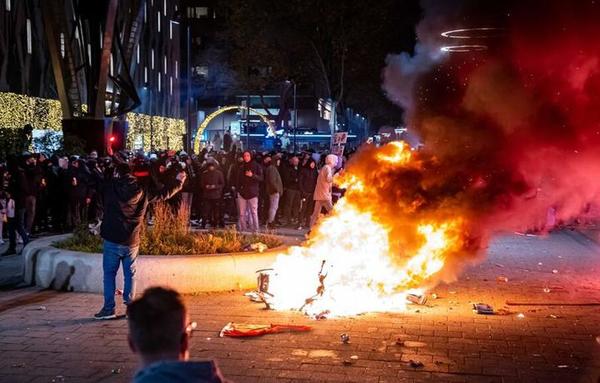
[126,287,186,355]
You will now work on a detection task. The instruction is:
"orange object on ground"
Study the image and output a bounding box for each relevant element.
[219,322,311,337]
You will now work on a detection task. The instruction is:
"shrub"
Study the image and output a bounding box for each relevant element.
[55,201,283,255]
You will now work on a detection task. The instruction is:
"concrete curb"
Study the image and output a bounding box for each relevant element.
[23,234,291,294]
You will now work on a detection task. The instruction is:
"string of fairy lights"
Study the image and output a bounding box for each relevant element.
[0,92,185,151]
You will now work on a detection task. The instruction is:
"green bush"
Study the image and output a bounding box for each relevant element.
[54,202,283,255]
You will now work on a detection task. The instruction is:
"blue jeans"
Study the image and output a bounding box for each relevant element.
[102,240,139,311]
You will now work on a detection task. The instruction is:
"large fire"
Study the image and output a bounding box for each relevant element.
[266,141,465,317]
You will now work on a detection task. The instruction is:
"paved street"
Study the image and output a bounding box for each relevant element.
[0,230,599,383]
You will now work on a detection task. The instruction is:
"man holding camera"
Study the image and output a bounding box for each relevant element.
[94,152,186,320]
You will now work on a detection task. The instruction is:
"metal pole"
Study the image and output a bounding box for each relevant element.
[292,81,297,152]
[186,24,192,152]
[246,93,250,150]
[150,89,154,151]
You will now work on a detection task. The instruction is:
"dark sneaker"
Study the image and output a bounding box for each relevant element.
[94,308,116,320]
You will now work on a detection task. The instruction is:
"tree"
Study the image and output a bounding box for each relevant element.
[222,0,420,128]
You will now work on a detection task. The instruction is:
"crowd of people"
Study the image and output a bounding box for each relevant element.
[0,143,346,256]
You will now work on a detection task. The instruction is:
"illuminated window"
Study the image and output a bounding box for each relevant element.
[60,33,65,58]
[195,7,208,18]
[144,66,148,83]
[157,12,161,32]
[26,19,32,54]
[175,61,178,78]
[144,3,147,22]
[164,56,167,74]
[170,76,173,95]
[163,0,167,15]
[5,0,10,11]
[136,44,140,64]
[110,54,114,75]
[158,74,161,92]
[151,49,155,69]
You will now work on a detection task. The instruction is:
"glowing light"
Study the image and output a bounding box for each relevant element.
[376,141,413,164]
[440,45,488,53]
[193,105,276,153]
[441,27,504,39]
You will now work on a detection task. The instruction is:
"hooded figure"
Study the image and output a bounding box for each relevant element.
[309,154,338,228]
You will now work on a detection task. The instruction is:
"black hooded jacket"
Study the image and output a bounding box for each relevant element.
[100,173,183,246]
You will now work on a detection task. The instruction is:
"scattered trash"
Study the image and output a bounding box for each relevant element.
[342,360,353,366]
[496,276,509,283]
[547,314,560,319]
[495,263,505,268]
[449,291,457,294]
[543,288,551,293]
[11,363,25,368]
[246,242,268,253]
[111,368,121,374]
[219,322,311,338]
[552,269,559,274]
[557,365,569,369]
[517,313,525,319]
[37,306,47,310]
[340,333,350,344]
[431,293,438,299]
[406,293,427,305]
[314,310,330,320]
[51,376,65,382]
[409,360,424,368]
[473,303,495,315]
[350,355,359,360]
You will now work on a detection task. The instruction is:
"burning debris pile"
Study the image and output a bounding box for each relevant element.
[257,0,600,318]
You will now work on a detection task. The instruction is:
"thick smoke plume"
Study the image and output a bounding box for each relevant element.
[349,0,600,273]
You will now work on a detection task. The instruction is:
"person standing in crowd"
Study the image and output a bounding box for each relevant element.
[127,287,227,383]
[200,159,224,228]
[264,154,283,228]
[0,191,7,245]
[298,158,318,230]
[212,132,222,151]
[281,155,301,226]
[1,190,26,256]
[94,153,186,320]
[310,154,338,229]
[21,153,42,235]
[4,156,29,253]
[223,128,232,153]
[235,151,263,232]
[258,154,272,223]
[179,153,196,219]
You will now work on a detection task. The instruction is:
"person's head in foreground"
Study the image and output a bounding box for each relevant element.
[127,287,227,383]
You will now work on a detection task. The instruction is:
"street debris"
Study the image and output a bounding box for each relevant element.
[111,368,121,374]
[547,314,560,319]
[51,376,65,383]
[496,276,509,283]
[473,303,495,315]
[350,355,359,360]
[409,360,424,368]
[543,288,551,293]
[340,333,350,344]
[246,242,268,253]
[431,293,438,299]
[37,306,47,310]
[219,322,311,338]
[517,313,525,319]
[552,269,559,274]
[406,294,427,305]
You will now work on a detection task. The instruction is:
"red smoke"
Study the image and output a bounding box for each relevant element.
[376,0,600,242]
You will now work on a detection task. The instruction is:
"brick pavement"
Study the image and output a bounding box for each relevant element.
[0,230,599,383]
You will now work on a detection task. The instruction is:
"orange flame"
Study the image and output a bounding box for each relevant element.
[267,141,464,317]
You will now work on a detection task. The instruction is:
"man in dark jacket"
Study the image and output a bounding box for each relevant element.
[236,151,263,231]
[94,159,185,320]
[128,287,227,383]
[281,155,301,226]
[264,155,283,227]
[200,160,224,228]
[298,159,318,229]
